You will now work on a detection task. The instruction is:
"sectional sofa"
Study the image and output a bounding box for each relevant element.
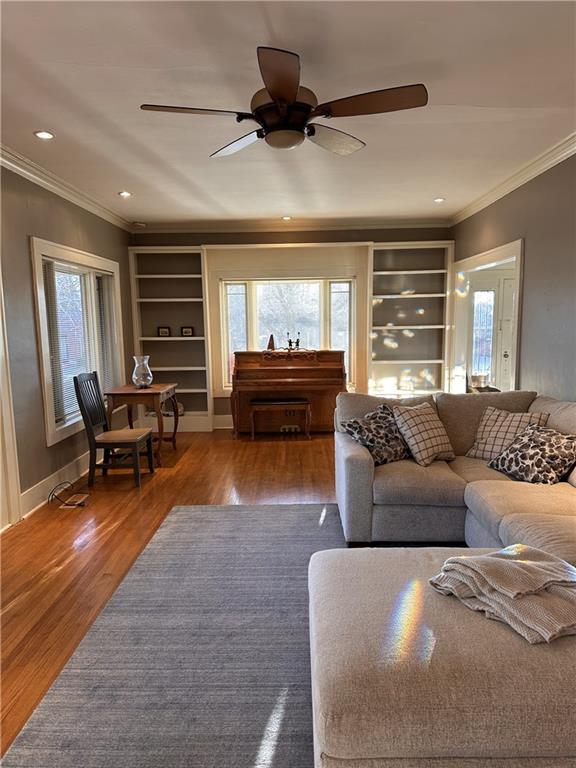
[334,390,576,563]
[309,390,576,767]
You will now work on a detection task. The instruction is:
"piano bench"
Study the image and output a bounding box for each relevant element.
[249,398,312,440]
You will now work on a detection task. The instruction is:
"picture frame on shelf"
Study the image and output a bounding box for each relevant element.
[157,326,171,337]
[181,326,194,337]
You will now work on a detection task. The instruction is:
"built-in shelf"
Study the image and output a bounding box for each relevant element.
[373,293,446,299]
[373,325,446,330]
[374,269,447,275]
[136,274,202,279]
[137,298,203,303]
[151,366,207,371]
[370,242,454,396]
[139,336,206,341]
[130,247,212,432]
[372,359,444,365]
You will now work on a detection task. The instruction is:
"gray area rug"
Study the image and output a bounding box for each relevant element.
[4,504,345,768]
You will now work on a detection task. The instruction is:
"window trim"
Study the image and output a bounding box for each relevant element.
[31,238,125,446]
[220,277,355,389]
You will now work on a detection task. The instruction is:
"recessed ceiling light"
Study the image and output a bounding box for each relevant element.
[34,130,54,140]
[281,215,292,221]
[433,197,445,204]
[118,190,132,198]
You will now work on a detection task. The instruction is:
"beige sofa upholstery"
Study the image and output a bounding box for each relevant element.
[335,391,576,564]
[309,548,576,767]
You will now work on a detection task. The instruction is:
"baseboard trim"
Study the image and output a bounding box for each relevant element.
[19,451,90,518]
[213,415,233,430]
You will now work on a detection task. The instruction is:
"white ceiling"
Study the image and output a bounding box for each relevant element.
[2,1,575,229]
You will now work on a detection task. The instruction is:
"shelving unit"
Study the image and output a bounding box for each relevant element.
[129,247,213,431]
[369,242,454,397]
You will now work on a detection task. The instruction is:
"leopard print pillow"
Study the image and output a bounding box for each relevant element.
[489,424,576,484]
[342,404,410,466]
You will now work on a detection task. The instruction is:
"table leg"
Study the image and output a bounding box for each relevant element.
[154,400,164,467]
[106,396,115,429]
[127,404,134,429]
[169,394,179,449]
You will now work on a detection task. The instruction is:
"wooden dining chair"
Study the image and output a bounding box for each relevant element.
[73,372,154,488]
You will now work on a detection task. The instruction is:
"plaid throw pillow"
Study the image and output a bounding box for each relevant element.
[489,424,576,484]
[342,404,410,466]
[393,402,455,467]
[467,407,549,461]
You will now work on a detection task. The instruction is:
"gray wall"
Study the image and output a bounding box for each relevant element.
[452,156,576,401]
[1,169,132,493]
[129,227,452,247]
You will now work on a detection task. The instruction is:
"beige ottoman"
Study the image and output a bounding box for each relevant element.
[309,548,576,768]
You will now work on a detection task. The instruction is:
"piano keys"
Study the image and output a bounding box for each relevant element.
[231,350,347,435]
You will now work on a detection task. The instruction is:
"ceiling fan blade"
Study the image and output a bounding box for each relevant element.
[141,104,255,122]
[210,130,262,158]
[306,123,365,156]
[312,84,428,118]
[257,46,300,104]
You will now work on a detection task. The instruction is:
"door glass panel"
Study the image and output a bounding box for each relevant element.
[471,290,495,379]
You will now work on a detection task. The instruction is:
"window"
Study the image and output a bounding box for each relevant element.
[32,239,124,446]
[222,278,353,385]
[471,289,495,378]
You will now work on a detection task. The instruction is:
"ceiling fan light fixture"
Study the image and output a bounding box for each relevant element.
[264,129,305,150]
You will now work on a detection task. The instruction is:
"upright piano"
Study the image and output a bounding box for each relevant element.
[231,350,347,435]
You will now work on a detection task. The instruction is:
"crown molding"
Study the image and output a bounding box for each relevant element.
[451,132,576,226]
[0,145,132,232]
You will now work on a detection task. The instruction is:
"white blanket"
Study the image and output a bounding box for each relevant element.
[430,544,576,643]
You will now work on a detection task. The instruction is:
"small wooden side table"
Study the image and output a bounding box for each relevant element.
[105,383,178,466]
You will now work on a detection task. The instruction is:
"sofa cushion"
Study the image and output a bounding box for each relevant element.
[335,392,434,432]
[465,480,576,541]
[373,459,466,506]
[341,404,410,466]
[449,455,512,484]
[393,402,455,466]
[500,514,576,566]
[467,406,549,460]
[309,548,576,764]
[489,424,576,484]
[530,397,576,487]
[435,391,537,456]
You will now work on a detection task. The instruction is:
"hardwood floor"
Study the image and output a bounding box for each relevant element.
[0,431,336,755]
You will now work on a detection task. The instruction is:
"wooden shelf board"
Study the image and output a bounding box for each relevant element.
[373,269,447,275]
[135,274,202,279]
[372,325,446,330]
[151,366,206,371]
[371,359,444,364]
[373,293,446,299]
[369,389,443,396]
[137,298,203,303]
[139,336,205,341]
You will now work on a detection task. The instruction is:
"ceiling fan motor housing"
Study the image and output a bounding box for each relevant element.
[251,86,318,149]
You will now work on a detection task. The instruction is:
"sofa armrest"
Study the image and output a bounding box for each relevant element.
[334,432,375,542]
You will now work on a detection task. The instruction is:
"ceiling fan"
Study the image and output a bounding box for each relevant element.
[141,47,428,158]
